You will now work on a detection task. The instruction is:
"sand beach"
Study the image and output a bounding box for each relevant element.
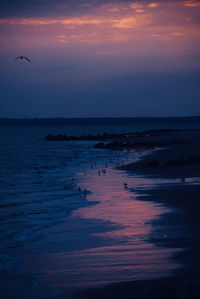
[75,129,200,299]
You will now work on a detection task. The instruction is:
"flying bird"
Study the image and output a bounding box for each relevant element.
[15,56,32,63]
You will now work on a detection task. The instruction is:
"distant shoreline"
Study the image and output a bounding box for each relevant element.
[1,115,200,126]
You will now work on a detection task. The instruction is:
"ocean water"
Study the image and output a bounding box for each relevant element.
[1,118,200,281]
[0,125,129,272]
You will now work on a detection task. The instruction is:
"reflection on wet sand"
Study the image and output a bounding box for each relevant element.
[71,168,182,286]
[21,163,182,295]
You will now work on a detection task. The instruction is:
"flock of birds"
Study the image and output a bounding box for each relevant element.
[75,159,132,197]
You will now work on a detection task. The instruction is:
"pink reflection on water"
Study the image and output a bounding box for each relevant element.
[63,167,182,287]
[22,162,183,293]
[76,168,167,239]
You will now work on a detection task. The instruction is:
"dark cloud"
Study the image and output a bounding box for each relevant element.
[0,0,80,17]
[1,0,118,17]
[0,0,183,18]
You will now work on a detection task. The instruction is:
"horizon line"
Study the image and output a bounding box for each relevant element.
[1,116,200,120]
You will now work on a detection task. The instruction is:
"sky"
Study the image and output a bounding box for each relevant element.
[0,0,200,118]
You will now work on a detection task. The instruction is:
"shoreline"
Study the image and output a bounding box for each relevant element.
[2,129,200,299]
[75,130,200,299]
[10,150,179,298]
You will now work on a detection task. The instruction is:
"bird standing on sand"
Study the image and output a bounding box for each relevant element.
[15,56,31,63]
[124,183,128,188]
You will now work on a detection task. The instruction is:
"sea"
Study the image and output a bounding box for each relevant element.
[1,117,200,295]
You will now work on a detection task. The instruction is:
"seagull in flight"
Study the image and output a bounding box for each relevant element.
[15,56,32,63]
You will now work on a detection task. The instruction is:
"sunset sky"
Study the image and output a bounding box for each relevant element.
[0,0,200,117]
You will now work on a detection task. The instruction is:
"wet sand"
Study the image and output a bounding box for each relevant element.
[75,131,200,299]
[5,158,183,299]
[75,180,200,299]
